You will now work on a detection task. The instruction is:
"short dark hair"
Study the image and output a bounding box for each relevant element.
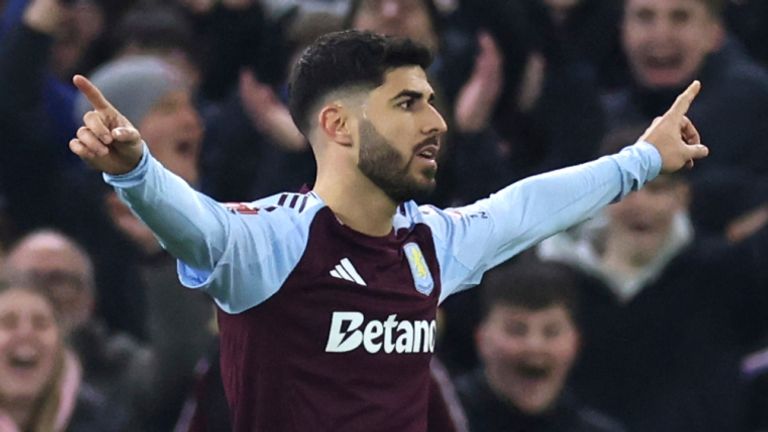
[288,30,433,135]
[480,260,580,321]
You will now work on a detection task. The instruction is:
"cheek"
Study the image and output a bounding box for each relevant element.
[485,332,524,360]
[551,337,579,366]
[622,23,646,54]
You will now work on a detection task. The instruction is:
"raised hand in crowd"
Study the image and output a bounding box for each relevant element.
[239,69,307,152]
[454,31,504,133]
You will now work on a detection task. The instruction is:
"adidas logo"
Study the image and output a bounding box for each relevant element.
[330,258,367,286]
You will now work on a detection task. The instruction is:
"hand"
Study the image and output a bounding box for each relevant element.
[70,75,144,175]
[239,70,307,152]
[639,81,709,173]
[454,31,505,132]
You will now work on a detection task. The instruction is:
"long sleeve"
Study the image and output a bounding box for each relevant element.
[104,146,231,270]
[422,141,662,302]
[104,147,322,313]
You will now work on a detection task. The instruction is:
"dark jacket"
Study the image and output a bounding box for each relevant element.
[456,369,626,432]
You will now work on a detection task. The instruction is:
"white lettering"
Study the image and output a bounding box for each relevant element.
[325,312,364,352]
[363,320,384,352]
[325,312,436,354]
[395,320,414,353]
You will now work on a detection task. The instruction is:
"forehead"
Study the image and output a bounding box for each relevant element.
[488,304,573,324]
[8,238,88,274]
[368,66,433,100]
[0,289,54,316]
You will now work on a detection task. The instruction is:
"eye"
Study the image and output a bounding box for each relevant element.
[670,9,691,25]
[397,98,416,110]
[634,8,654,24]
[504,320,528,337]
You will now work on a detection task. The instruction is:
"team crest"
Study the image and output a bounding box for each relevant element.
[404,243,434,296]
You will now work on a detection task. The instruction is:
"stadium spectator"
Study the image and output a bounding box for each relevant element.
[456,260,625,432]
[605,0,768,183]
[69,29,706,431]
[4,229,216,431]
[0,279,115,431]
[537,129,768,430]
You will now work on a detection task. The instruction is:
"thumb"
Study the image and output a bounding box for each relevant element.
[112,127,141,143]
[685,143,710,161]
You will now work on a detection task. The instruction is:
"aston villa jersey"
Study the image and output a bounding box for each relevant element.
[105,141,662,431]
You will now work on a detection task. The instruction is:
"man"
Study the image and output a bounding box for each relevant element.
[538,164,768,430]
[2,229,215,430]
[607,0,768,178]
[457,260,624,431]
[69,30,706,431]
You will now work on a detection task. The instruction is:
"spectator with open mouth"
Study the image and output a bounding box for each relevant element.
[455,259,625,432]
[0,280,106,432]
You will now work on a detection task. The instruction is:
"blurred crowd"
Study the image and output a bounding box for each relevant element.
[1,0,768,430]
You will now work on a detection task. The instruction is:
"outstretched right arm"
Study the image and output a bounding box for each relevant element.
[69,75,229,269]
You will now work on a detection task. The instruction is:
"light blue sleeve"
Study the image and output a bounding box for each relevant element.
[422,141,662,303]
[103,145,318,313]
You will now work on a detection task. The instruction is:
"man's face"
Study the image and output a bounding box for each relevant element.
[6,234,93,334]
[607,176,688,260]
[477,304,579,414]
[0,289,61,403]
[140,90,203,186]
[357,66,447,203]
[352,0,439,52]
[622,0,723,89]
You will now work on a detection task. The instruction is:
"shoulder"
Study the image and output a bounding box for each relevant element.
[223,191,324,217]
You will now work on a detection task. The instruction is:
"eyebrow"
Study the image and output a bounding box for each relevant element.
[390,90,435,103]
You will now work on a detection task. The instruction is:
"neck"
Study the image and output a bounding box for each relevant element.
[600,233,657,277]
[314,163,399,237]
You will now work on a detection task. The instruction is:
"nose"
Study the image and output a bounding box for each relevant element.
[13,317,35,337]
[649,16,677,43]
[422,103,448,136]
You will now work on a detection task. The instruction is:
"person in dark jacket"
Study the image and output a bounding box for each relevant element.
[604,0,768,184]
[538,165,768,431]
[456,260,626,432]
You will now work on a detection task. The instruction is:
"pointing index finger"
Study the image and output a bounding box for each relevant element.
[668,80,701,117]
[73,74,114,111]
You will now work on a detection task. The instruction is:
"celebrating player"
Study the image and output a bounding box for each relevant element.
[69,30,707,431]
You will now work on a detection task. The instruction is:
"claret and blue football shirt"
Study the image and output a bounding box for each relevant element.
[105,141,661,431]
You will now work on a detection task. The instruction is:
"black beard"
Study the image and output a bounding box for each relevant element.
[357,119,436,203]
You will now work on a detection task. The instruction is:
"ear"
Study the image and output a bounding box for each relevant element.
[318,103,353,146]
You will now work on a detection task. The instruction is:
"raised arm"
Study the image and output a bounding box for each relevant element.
[430,82,709,300]
[69,75,229,269]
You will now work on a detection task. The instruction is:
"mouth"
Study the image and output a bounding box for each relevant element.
[7,345,41,372]
[513,362,552,380]
[415,137,440,161]
[626,219,656,234]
